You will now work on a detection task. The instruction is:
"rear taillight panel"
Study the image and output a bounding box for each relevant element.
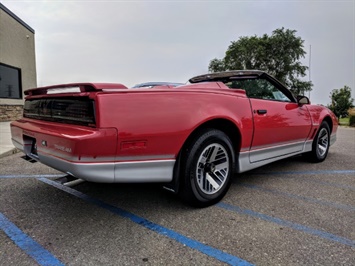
[24,97,96,126]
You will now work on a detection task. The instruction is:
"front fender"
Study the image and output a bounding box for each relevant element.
[306,105,338,137]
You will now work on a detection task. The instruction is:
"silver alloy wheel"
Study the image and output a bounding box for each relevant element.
[317,128,329,157]
[196,143,229,195]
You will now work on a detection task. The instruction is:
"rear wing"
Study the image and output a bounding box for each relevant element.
[25,83,128,96]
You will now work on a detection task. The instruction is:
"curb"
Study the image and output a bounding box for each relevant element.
[0,148,20,159]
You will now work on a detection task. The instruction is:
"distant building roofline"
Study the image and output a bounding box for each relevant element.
[0,3,35,34]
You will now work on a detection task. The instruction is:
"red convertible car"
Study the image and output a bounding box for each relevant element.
[11,70,338,207]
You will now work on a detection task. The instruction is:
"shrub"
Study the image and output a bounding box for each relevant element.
[349,115,355,127]
[348,108,355,127]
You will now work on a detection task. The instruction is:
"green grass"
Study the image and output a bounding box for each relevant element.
[339,117,349,126]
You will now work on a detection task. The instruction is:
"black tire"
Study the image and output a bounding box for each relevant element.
[306,121,330,163]
[179,129,235,207]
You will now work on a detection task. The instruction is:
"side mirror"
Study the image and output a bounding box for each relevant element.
[297,95,311,105]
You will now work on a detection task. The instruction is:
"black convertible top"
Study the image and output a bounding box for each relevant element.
[189,70,267,83]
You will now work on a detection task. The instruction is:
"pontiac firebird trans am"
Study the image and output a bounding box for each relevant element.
[11,70,338,207]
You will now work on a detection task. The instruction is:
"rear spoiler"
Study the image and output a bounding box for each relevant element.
[25,83,128,96]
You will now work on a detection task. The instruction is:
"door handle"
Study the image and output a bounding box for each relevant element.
[256,109,267,114]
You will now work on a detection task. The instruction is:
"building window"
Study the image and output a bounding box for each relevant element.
[0,63,22,99]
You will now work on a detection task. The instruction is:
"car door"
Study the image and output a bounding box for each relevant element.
[245,77,312,163]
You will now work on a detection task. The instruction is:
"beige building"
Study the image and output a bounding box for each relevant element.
[0,3,36,121]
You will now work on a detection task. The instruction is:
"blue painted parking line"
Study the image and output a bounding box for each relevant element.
[217,202,355,248]
[0,212,64,266]
[305,180,355,191]
[0,174,66,179]
[241,183,355,211]
[248,170,355,191]
[251,170,355,175]
[39,177,253,266]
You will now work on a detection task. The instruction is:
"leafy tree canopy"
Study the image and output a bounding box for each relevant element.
[208,28,312,95]
[327,85,354,119]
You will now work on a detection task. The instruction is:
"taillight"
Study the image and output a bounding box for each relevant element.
[24,98,95,126]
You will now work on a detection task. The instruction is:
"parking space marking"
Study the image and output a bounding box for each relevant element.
[304,180,355,191]
[38,177,253,266]
[0,174,66,179]
[0,212,64,266]
[251,170,355,175]
[240,183,355,211]
[217,203,355,248]
[248,171,355,191]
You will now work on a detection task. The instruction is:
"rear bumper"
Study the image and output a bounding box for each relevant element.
[38,152,174,183]
[11,120,174,183]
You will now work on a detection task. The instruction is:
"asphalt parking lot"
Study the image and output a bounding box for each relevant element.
[0,127,354,266]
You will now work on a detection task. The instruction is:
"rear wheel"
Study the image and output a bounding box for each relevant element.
[179,129,235,207]
[306,121,330,162]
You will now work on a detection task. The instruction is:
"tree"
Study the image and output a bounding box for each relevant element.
[328,85,354,119]
[208,28,312,95]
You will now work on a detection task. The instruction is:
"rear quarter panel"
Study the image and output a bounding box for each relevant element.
[96,90,254,160]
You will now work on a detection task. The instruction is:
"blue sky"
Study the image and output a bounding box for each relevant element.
[2,0,354,105]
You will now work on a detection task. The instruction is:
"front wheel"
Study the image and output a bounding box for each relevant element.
[306,121,330,162]
[179,129,235,207]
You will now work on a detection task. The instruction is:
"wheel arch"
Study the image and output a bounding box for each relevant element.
[181,119,242,155]
[165,118,241,193]
[322,115,333,133]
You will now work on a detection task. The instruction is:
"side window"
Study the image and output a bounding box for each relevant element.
[244,79,291,102]
[224,77,292,102]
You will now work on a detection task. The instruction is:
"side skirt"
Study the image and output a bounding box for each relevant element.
[237,140,313,173]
